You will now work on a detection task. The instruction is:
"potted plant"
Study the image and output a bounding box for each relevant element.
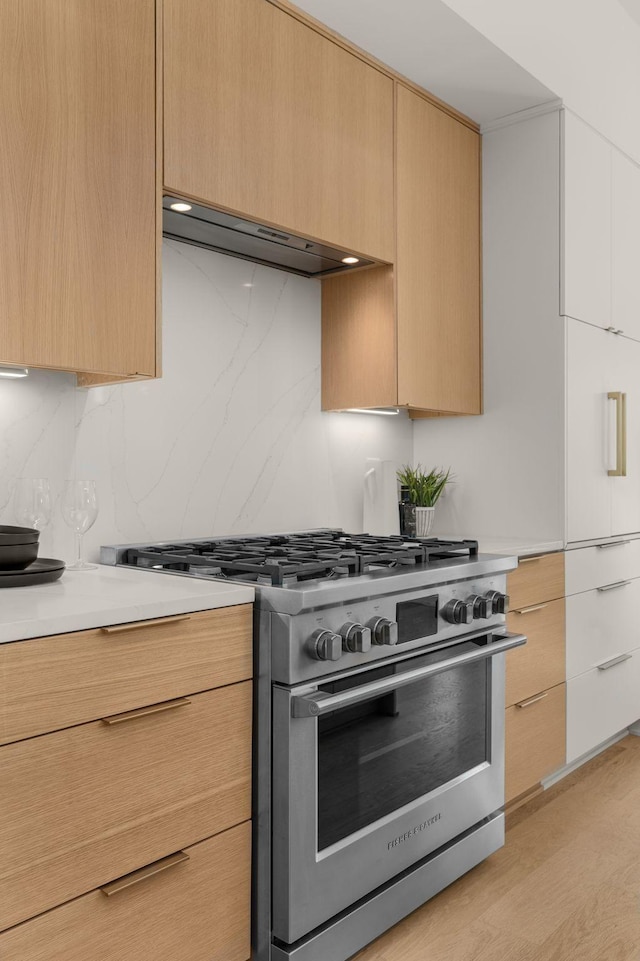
[396,465,451,537]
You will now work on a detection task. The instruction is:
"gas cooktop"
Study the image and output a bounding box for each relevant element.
[106,530,479,587]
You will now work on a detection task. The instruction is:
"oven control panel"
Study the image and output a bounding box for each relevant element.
[271,574,511,684]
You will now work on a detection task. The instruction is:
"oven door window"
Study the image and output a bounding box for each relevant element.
[317,642,489,851]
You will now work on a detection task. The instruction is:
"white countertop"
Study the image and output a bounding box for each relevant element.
[0,566,254,644]
[477,537,564,558]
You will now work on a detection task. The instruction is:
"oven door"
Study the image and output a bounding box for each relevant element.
[271,630,526,945]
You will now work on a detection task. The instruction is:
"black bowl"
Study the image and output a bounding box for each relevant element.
[0,541,39,570]
[0,525,40,546]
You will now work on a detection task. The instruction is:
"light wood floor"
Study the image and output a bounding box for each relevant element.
[353,735,640,961]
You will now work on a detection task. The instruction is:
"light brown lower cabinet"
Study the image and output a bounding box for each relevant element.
[0,605,253,745]
[504,552,567,805]
[506,597,565,706]
[505,682,566,803]
[507,552,565,611]
[0,821,251,961]
[0,682,252,931]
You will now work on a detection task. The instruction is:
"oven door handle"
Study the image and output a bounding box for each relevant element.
[290,632,527,718]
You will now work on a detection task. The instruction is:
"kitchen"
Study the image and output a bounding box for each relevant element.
[1,0,640,959]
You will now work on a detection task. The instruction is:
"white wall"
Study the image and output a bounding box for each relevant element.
[443,0,640,161]
[291,0,556,126]
[413,111,566,542]
[0,241,413,565]
[0,369,76,560]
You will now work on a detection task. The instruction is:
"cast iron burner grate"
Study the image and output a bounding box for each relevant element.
[124,531,479,587]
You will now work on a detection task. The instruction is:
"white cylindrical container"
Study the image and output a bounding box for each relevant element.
[415,506,435,537]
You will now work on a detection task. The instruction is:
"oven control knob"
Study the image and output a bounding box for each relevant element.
[485,590,510,615]
[442,599,474,625]
[472,594,492,619]
[368,617,399,646]
[310,629,343,661]
[341,622,372,653]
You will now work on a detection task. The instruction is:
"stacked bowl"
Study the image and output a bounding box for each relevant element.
[0,525,40,570]
[0,526,65,586]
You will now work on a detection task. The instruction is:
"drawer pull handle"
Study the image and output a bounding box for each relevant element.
[515,692,549,709]
[514,603,548,615]
[597,653,632,671]
[101,614,192,634]
[100,851,189,896]
[597,580,631,592]
[518,556,541,565]
[101,697,191,725]
[596,540,632,549]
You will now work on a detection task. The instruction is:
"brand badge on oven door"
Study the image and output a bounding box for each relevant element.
[387,812,442,851]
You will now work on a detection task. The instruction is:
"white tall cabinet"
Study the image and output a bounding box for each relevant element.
[422,105,640,768]
[558,108,640,764]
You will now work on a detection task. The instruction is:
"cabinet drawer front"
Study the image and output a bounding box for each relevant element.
[0,683,251,931]
[508,552,565,610]
[565,540,640,595]
[0,822,251,961]
[505,683,566,803]
[566,578,640,679]
[0,604,252,745]
[567,649,640,763]
[506,598,565,706]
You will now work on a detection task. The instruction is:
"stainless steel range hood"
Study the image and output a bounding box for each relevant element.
[162,197,375,278]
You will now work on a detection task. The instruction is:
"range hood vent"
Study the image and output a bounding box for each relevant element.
[162,197,375,278]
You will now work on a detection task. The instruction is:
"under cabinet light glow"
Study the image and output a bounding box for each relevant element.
[169,202,193,212]
[344,408,400,416]
[0,366,28,379]
[341,256,360,264]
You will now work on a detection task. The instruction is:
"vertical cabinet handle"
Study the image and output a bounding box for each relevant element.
[608,391,627,477]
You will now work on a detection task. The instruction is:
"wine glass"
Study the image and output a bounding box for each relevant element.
[62,480,99,571]
[14,478,52,531]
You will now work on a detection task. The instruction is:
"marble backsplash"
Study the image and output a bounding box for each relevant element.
[0,241,412,565]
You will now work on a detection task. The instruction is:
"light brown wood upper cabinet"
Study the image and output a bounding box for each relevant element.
[163,0,395,264]
[0,0,158,383]
[322,85,481,416]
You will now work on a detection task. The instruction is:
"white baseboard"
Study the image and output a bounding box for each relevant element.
[541,729,631,790]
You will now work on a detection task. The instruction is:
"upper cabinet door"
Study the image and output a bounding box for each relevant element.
[395,86,481,414]
[566,319,612,543]
[612,151,640,342]
[163,0,395,264]
[0,0,157,379]
[561,111,611,330]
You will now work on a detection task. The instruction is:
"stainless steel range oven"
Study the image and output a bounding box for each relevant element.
[103,531,524,961]
[271,628,521,950]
